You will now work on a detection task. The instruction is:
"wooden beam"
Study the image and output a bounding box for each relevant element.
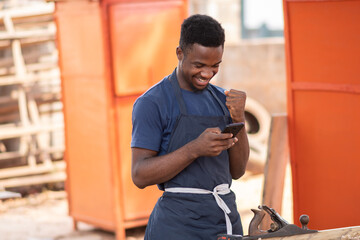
[0,97,62,122]
[0,36,56,49]
[0,61,58,76]
[0,52,57,68]
[0,146,64,161]
[0,191,21,199]
[256,226,360,240]
[0,4,54,20]
[0,70,60,86]
[0,27,55,41]
[0,171,66,188]
[10,14,53,26]
[0,123,63,140]
[0,160,65,179]
[261,113,289,229]
[0,91,61,106]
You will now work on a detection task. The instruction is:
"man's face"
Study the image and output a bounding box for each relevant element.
[176,43,223,91]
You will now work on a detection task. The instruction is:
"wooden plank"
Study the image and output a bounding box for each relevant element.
[9,14,53,26]
[259,226,360,240]
[0,35,56,49]
[0,151,23,160]
[0,160,65,179]
[0,51,56,68]
[0,27,55,41]
[0,123,63,140]
[0,191,21,199]
[16,87,33,159]
[261,113,289,229]
[0,70,60,86]
[0,91,61,108]
[0,96,62,123]
[0,146,64,161]
[3,12,33,162]
[0,171,66,188]
[27,93,52,164]
[0,62,58,76]
[0,4,54,20]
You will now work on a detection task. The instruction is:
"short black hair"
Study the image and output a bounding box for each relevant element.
[179,14,225,52]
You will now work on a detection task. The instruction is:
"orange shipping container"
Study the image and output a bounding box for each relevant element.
[54,0,188,239]
[284,0,360,230]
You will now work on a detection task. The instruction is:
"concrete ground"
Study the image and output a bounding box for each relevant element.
[0,170,293,240]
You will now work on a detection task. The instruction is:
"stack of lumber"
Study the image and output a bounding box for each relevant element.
[0,2,65,190]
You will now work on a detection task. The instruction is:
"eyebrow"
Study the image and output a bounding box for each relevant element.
[192,60,222,66]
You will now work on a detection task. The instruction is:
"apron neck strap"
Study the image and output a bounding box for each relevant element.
[169,69,188,115]
[207,85,230,117]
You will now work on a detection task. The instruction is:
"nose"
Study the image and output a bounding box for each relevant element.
[200,67,214,79]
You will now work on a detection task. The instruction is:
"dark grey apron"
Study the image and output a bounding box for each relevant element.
[145,70,243,239]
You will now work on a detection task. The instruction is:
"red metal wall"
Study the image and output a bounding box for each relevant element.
[284,0,360,230]
[55,0,187,239]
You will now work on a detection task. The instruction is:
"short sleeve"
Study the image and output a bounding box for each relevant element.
[131,96,163,152]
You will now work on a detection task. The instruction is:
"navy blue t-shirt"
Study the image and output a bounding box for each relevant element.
[131,74,230,156]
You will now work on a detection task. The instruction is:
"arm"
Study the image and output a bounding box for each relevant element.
[132,128,236,189]
[225,89,250,179]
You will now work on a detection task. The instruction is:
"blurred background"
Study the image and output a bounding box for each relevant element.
[0,0,359,239]
[0,0,291,239]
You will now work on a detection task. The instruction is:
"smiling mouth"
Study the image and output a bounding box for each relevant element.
[195,77,210,85]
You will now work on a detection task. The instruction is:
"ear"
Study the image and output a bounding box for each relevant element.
[176,46,184,61]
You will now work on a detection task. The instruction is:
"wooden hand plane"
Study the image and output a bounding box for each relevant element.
[243,205,317,239]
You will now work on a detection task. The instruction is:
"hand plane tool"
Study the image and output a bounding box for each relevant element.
[217,234,243,240]
[242,205,317,239]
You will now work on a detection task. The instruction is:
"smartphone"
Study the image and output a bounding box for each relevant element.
[222,122,245,136]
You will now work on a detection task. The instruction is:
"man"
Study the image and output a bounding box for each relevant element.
[131,14,249,239]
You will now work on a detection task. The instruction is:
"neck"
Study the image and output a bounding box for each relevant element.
[175,67,186,90]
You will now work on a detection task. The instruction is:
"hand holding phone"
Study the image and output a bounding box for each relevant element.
[222,122,245,137]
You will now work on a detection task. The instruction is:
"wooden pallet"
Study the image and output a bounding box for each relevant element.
[0,2,65,189]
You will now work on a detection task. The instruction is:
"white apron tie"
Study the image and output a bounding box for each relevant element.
[165,183,233,235]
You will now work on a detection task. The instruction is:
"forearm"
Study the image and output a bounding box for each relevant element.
[228,127,249,179]
[132,128,236,188]
[132,143,199,189]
